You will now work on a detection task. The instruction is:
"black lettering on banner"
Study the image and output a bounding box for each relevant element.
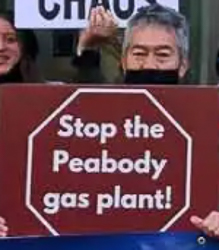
[90,0,110,10]
[64,0,86,20]
[114,0,135,19]
[39,0,60,20]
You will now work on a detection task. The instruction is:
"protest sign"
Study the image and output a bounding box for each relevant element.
[0,85,218,236]
[14,0,179,29]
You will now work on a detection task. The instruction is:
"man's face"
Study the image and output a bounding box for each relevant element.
[0,18,21,76]
[122,24,188,79]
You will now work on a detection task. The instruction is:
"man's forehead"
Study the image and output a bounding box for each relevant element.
[130,44,174,51]
[129,24,178,48]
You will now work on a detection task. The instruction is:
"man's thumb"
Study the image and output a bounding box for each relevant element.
[190,215,203,229]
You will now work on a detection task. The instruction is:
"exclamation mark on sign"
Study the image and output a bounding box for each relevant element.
[165,186,172,209]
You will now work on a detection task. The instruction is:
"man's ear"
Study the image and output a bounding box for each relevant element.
[179,58,189,78]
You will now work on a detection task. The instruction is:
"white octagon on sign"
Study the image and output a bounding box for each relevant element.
[26,88,192,235]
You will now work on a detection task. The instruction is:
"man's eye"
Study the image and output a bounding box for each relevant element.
[156,52,171,58]
[6,35,17,43]
[133,52,146,56]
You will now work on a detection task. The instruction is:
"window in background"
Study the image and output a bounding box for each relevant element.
[0,0,7,11]
[53,30,78,57]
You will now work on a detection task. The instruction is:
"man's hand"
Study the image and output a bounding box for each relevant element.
[0,217,8,237]
[78,6,118,52]
[190,211,219,237]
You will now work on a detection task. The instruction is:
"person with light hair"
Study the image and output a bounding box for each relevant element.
[120,3,189,84]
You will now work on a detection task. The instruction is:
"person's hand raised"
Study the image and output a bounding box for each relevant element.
[78,6,118,52]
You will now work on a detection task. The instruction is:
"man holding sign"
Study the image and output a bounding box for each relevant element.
[71,2,219,238]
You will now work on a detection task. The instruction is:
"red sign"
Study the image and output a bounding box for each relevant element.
[0,85,218,236]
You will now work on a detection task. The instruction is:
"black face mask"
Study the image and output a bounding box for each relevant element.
[124,69,179,85]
